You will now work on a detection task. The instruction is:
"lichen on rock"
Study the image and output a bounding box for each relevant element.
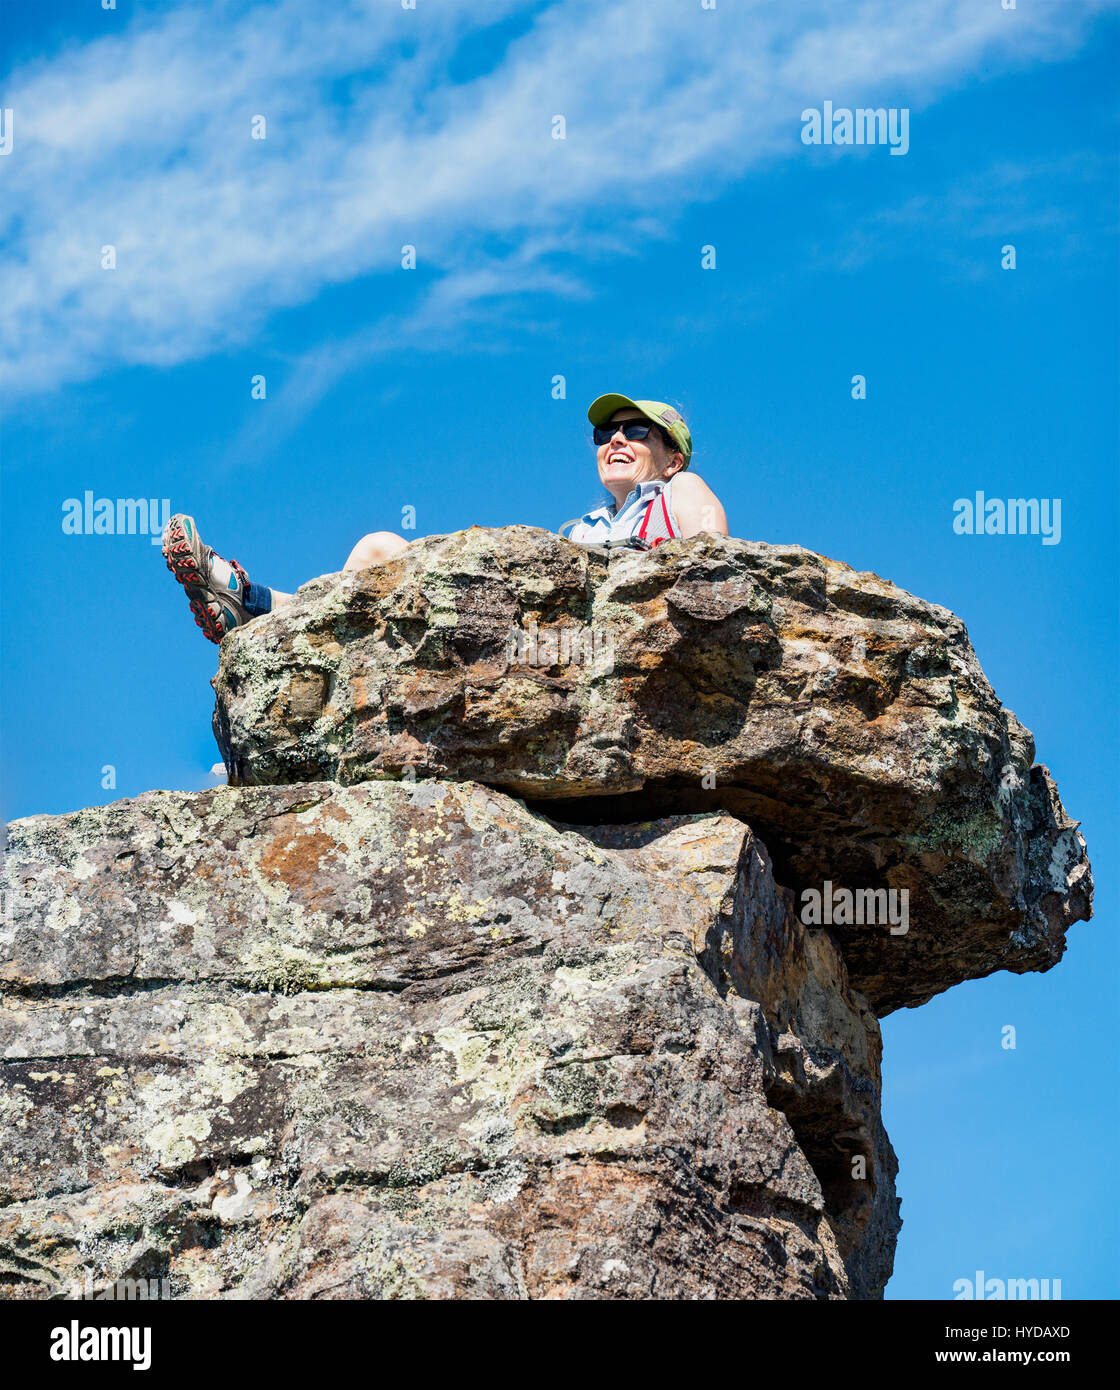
[0,528,1090,1300]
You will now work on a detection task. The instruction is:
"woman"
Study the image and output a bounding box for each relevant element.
[162,393,730,643]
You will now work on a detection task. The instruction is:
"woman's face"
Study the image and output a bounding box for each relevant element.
[596,409,683,502]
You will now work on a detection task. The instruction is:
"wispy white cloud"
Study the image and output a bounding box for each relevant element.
[1,0,1115,396]
[800,152,1117,279]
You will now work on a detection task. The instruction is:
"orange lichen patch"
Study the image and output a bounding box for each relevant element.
[779,621,843,649]
[258,830,343,894]
[626,596,671,624]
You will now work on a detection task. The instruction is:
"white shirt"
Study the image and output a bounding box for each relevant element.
[565,478,681,547]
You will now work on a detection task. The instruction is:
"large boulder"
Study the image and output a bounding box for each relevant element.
[0,526,1090,1302]
[1,781,896,1299]
[212,527,1091,1013]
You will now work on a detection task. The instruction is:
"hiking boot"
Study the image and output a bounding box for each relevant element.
[162,514,252,645]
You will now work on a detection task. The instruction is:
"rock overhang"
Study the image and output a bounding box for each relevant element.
[210,526,1092,1014]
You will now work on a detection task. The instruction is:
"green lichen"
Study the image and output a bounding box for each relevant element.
[905,802,1005,863]
[355,1236,429,1300]
[246,957,324,996]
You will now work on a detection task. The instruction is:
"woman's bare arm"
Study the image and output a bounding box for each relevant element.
[671,472,729,538]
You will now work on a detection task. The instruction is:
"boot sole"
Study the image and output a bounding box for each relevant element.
[164,516,227,645]
[163,517,206,589]
[188,594,226,645]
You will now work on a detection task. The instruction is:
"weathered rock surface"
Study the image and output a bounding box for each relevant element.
[1,782,896,1299]
[213,527,1091,1012]
[0,526,1091,1301]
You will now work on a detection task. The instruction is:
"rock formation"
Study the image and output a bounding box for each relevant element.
[214,527,1091,1013]
[0,528,1091,1300]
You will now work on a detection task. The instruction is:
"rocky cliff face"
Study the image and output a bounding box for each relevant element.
[1,528,1091,1300]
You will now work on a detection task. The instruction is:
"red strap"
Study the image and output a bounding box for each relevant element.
[660,492,675,538]
[637,496,656,541]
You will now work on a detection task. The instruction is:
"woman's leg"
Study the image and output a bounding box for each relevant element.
[248,533,408,613]
[241,582,292,615]
[344,531,410,571]
[247,532,408,618]
[256,531,408,610]
[164,516,410,645]
[163,513,294,644]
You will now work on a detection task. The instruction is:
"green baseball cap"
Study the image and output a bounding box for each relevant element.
[587,393,692,469]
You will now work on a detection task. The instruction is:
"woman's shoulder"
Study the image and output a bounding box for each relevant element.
[669,471,717,498]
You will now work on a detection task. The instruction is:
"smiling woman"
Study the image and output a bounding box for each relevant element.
[564,393,729,549]
[161,392,730,645]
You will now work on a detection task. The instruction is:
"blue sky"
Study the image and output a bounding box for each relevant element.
[2,0,1117,1298]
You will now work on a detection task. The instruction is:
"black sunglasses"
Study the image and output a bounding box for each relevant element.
[593,420,669,446]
